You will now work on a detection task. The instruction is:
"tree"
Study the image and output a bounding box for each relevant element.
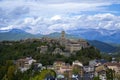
[93,76,100,80]
[72,67,79,75]
[0,66,7,79]
[6,65,16,80]
[106,69,114,80]
[30,69,56,80]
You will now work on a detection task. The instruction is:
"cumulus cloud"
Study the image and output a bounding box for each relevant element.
[0,0,117,16]
[1,13,120,34]
[0,0,120,34]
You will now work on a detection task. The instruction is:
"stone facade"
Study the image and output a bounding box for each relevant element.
[53,60,84,78]
[83,66,94,73]
[38,31,89,55]
[65,43,82,53]
[40,46,48,53]
[59,31,89,53]
[52,48,64,55]
[16,57,36,72]
[104,62,120,73]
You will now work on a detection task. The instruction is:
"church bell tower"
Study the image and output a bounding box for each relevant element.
[61,31,65,39]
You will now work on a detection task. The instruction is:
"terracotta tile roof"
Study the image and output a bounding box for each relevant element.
[95,65,106,72]
[54,61,65,63]
[104,62,120,67]
[17,59,29,62]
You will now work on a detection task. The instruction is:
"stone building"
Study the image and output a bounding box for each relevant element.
[52,48,64,55]
[53,60,84,79]
[59,31,89,53]
[60,32,88,53]
[104,62,120,73]
[72,60,84,76]
[40,46,48,53]
[59,31,67,46]
[61,31,65,39]
[40,37,52,43]
[53,61,73,78]
[53,61,66,74]
[16,57,36,72]
[83,66,94,73]
[78,39,89,48]
[72,60,83,67]
[65,43,82,53]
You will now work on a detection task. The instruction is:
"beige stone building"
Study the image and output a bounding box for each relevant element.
[52,48,64,55]
[40,46,48,53]
[53,60,84,78]
[65,42,82,53]
[53,61,66,74]
[16,57,36,72]
[59,31,89,53]
[104,62,120,73]
[53,61,73,78]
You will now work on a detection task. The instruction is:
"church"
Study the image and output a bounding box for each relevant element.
[59,31,89,53]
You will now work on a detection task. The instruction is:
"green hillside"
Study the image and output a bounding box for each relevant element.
[88,40,118,53]
[0,30,42,41]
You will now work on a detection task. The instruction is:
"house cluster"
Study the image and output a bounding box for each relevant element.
[14,31,120,80]
[60,31,89,53]
[38,31,89,56]
[89,59,120,80]
[53,59,120,80]
[18,31,89,56]
[15,57,120,80]
[16,57,42,72]
[53,60,83,79]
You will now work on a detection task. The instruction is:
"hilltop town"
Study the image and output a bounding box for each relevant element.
[0,31,120,80]
[36,31,89,56]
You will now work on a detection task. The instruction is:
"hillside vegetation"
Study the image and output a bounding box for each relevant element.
[0,40,101,80]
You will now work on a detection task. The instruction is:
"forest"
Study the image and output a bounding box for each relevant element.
[0,40,112,80]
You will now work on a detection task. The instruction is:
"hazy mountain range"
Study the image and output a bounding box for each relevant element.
[1,28,120,43]
[0,28,120,53]
[67,28,120,44]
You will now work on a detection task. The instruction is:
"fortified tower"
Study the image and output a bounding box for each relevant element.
[59,31,67,46]
[61,31,65,39]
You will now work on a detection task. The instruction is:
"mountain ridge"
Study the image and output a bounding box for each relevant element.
[87,40,118,53]
[67,28,120,44]
[0,29,42,41]
[0,28,120,53]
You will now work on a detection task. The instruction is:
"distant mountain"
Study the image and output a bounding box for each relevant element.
[0,28,120,53]
[1,28,120,44]
[45,32,77,39]
[88,40,118,53]
[46,32,119,53]
[0,29,42,41]
[8,29,27,33]
[68,28,120,44]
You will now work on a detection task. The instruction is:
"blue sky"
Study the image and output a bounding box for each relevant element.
[0,0,120,34]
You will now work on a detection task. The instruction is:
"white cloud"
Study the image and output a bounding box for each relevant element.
[51,15,61,21]
[0,0,115,16]
[1,13,120,34]
[0,0,120,34]
[0,25,13,30]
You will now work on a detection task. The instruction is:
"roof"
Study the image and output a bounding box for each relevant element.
[57,74,64,79]
[73,60,83,67]
[54,61,65,64]
[104,62,120,67]
[95,65,106,72]
[17,57,35,63]
[17,59,29,62]
[40,46,48,48]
